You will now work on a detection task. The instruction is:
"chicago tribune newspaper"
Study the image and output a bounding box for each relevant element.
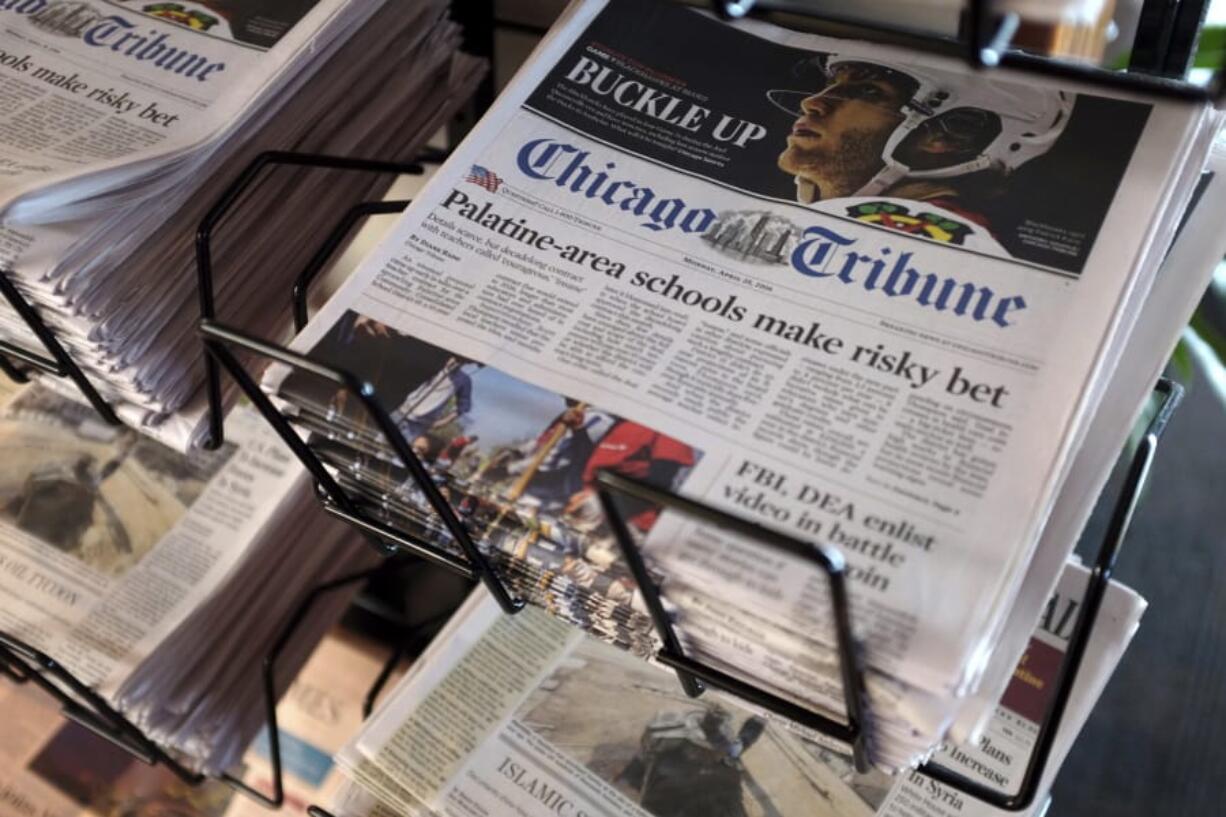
[0,0,372,221]
[0,0,480,448]
[268,0,1219,767]
[330,559,1145,817]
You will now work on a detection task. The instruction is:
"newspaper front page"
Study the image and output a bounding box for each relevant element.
[339,559,1144,817]
[276,0,1204,713]
[0,383,301,696]
[0,0,365,219]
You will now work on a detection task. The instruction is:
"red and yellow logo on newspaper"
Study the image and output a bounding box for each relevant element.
[141,3,220,31]
[846,202,972,245]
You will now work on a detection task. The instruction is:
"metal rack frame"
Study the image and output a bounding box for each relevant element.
[0,0,1213,812]
[193,0,1207,806]
[596,469,870,769]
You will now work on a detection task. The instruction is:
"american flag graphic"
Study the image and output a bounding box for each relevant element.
[465,165,503,193]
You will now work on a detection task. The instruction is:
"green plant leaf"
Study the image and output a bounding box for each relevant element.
[1194,26,1226,67]
[1182,317,1226,410]
[1169,337,1196,381]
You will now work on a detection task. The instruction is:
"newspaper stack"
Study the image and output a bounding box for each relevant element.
[0,626,391,817]
[268,0,1225,769]
[0,379,377,776]
[0,0,484,450]
[324,559,1145,817]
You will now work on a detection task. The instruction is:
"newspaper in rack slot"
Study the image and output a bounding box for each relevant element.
[269,0,1218,768]
[0,0,486,448]
[330,557,1145,817]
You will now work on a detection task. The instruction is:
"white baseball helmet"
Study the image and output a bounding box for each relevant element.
[769,55,1074,201]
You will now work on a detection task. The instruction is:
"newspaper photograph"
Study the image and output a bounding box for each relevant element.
[0,384,229,577]
[286,310,700,590]
[0,383,300,695]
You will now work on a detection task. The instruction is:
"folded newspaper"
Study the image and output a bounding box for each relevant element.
[263,0,1224,769]
[0,0,484,449]
[0,378,377,776]
[325,557,1145,817]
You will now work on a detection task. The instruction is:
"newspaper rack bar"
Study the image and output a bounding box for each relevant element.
[0,563,392,807]
[596,469,870,768]
[714,0,1226,99]
[917,377,1183,808]
[195,150,432,453]
[198,318,526,616]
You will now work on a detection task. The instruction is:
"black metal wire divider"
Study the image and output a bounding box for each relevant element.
[596,470,870,770]
[193,148,526,617]
[198,318,525,617]
[915,378,1183,809]
[600,380,1183,811]
[195,151,429,452]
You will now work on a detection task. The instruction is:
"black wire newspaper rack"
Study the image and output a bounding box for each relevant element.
[202,0,1204,809]
[0,0,1213,812]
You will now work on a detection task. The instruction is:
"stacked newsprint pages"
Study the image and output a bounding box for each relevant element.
[0,377,375,776]
[0,0,484,449]
[326,560,1145,817]
[267,0,1226,769]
